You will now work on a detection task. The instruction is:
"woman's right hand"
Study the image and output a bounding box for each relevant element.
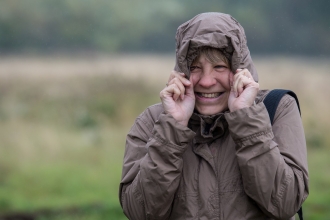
[160,71,195,127]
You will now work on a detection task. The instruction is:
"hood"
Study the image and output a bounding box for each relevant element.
[174,12,258,82]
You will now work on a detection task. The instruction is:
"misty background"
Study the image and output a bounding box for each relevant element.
[0,1,329,220]
[1,0,329,56]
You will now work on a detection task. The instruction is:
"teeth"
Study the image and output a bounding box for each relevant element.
[199,93,221,98]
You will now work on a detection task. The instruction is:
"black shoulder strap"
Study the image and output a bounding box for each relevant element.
[263,89,303,220]
[298,208,303,220]
[263,89,301,125]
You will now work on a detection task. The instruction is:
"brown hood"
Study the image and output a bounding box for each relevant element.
[174,12,258,82]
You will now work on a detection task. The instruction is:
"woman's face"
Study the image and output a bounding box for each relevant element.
[190,54,232,115]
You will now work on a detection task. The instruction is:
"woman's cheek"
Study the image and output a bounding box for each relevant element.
[190,74,199,88]
[225,71,234,90]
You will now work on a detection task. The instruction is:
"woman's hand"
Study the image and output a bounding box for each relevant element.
[228,69,259,112]
[160,71,195,127]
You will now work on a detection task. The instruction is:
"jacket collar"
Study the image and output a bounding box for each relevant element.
[189,111,228,144]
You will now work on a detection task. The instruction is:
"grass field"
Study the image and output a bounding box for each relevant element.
[0,54,329,219]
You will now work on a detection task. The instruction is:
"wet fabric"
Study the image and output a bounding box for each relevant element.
[174,12,258,82]
[119,12,308,220]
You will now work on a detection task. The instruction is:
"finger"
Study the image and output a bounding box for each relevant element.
[160,84,181,98]
[178,71,185,76]
[240,69,254,81]
[168,71,184,82]
[169,84,182,101]
[233,73,246,97]
[232,75,239,97]
[169,77,185,91]
[162,85,181,101]
[232,73,240,97]
[238,69,254,81]
[167,70,176,82]
[173,92,180,101]
[228,71,235,98]
[237,77,245,96]
[229,71,234,87]
[168,71,191,86]
[169,77,186,100]
[236,68,243,74]
[185,76,195,97]
[236,74,255,97]
[233,69,252,92]
[238,69,255,85]
[173,86,182,101]
[177,74,191,86]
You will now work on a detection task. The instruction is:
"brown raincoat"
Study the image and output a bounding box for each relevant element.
[119,12,309,220]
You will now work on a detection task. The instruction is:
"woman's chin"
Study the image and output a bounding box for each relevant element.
[195,106,227,115]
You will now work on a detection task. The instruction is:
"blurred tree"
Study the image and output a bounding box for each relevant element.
[0,0,329,55]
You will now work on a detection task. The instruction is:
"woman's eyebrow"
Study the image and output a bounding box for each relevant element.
[192,61,202,65]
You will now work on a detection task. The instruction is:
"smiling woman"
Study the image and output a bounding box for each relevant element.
[119,12,308,220]
[189,47,233,115]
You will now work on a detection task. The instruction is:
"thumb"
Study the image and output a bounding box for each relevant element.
[229,89,236,100]
[185,77,194,96]
[228,88,236,110]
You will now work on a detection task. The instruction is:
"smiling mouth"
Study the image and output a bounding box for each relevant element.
[196,92,223,98]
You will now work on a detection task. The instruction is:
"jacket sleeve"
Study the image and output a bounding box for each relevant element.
[225,95,309,219]
[119,110,195,220]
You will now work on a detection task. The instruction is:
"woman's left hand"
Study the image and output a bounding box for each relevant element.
[228,69,259,112]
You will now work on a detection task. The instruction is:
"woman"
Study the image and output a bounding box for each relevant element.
[119,12,308,219]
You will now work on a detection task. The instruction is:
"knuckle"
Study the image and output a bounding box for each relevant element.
[235,73,243,79]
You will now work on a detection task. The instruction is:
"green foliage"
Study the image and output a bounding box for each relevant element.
[0,0,329,54]
[306,133,325,149]
[0,71,160,219]
[305,120,327,149]
[304,149,330,219]
[0,56,329,219]
[74,109,98,128]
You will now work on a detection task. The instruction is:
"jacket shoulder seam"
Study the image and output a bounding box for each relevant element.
[235,128,273,143]
[136,103,164,134]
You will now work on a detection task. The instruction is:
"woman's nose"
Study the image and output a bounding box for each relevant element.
[198,71,216,87]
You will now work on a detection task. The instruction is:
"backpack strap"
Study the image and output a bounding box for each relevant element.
[263,89,301,125]
[263,89,303,220]
[298,208,303,220]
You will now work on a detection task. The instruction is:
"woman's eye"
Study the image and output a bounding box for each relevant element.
[214,65,227,69]
[190,66,200,71]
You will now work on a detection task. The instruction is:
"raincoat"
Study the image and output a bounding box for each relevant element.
[119,12,308,220]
